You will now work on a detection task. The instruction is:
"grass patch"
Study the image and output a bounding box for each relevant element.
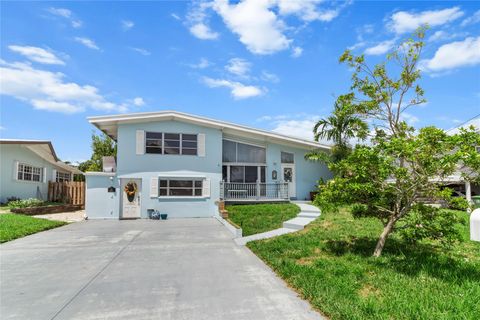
[248,206,480,320]
[226,203,300,236]
[0,214,67,243]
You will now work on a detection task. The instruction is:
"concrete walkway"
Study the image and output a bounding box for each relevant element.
[1,218,323,320]
[235,202,320,246]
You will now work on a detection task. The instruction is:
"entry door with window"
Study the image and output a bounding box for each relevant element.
[121,178,141,219]
[281,165,296,198]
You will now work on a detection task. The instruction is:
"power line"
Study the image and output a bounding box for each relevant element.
[447,113,480,132]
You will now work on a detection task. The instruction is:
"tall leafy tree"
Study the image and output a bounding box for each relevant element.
[78,132,117,172]
[315,27,480,257]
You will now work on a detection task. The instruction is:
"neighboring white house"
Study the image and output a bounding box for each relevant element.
[0,139,82,203]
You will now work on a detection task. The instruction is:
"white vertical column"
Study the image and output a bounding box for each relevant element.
[466,181,472,204]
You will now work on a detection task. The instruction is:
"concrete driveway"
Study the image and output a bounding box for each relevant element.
[0,218,322,320]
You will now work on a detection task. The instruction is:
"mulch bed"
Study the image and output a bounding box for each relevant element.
[11,204,83,215]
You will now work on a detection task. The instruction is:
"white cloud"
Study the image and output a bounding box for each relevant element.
[0,60,131,114]
[171,13,181,20]
[121,20,134,30]
[276,0,340,22]
[427,30,467,43]
[261,70,279,83]
[461,10,480,27]
[8,45,65,65]
[74,37,100,50]
[401,112,419,125]
[272,119,318,140]
[212,0,291,55]
[47,7,82,28]
[291,46,303,58]
[0,126,6,130]
[420,36,480,72]
[202,77,263,99]
[132,97,145,106]
[189,23,219,40]
[364,39,395,55]
[225,58,251,77]
[388,7,464,34]
[130,47,151,56]
[190,58,211,69]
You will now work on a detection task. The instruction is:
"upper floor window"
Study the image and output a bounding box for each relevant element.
[56,172,71,182]
[222,139,266,163]
[145,132,197,155]
[281,151,294,164]
[18,163,42,182]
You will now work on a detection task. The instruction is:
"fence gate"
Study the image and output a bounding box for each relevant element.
[48,181,85,206]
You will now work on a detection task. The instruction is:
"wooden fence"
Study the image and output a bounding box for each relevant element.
[48,181,85,206]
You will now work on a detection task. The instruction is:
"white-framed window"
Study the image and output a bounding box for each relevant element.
[17,163,42,182]
[222,165,266,183]
[145,132,198,155]
[56,171,71,182]
[158,178,203,197]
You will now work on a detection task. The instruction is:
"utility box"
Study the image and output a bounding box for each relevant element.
[471,208,480,242]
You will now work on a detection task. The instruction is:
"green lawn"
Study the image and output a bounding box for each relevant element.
[0,214,67,243]
[248,206,480,320]
[227,203,300,236]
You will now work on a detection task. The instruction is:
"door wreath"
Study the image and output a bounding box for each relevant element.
[124,181,138,203]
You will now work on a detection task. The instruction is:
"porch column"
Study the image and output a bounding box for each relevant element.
[466,181,472,204]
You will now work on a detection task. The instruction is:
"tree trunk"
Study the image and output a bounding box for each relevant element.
[373,216,397,257]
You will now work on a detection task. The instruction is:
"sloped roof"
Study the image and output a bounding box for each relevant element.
[0,139,82,174]
[88,110,331,150]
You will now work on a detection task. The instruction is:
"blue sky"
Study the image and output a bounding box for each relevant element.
[1,1,479,163]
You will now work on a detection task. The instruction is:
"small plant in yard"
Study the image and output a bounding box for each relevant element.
[8,198,46,209]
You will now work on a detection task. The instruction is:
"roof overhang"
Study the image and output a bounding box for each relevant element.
[88,110,331,150]
[0,139,82,174]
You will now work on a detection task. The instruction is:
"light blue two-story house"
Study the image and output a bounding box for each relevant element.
[85,111,332,219]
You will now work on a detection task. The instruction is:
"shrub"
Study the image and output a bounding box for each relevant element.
[448,197,470,211]
[8,198,46,209]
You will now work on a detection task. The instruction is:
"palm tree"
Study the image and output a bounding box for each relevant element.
[307,100,367,162]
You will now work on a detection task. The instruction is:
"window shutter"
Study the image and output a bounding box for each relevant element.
[197,133,206,157]
[52,169,57,182]
[43,167,47,183]
[13,161,19,180]
[150,177,159,198]
[136,130,145,155]
[202,178,210,198]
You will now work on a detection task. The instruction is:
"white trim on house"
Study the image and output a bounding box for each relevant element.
[84,172,116,176]
[88,110,331,150]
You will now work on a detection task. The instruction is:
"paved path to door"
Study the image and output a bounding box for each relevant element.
[1,219,323,320]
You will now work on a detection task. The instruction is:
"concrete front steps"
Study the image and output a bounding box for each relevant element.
[234,201,320,246]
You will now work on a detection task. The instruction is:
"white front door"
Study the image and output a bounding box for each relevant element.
[121,178,141,219]
[281,165,296,198]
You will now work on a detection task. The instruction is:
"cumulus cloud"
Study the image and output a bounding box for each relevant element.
[189,23,219,40]
[420,36,480,72]
[364,39,395,55]
[212,0,290,54]
[0,60,138,114]
[132,97,145,106]
[257,113,324,141]
[187,0,347,55]
[121,20,134,30]
[225,58,251,77]
[202,77,263,99]
[8,45,65,65]
[74,37,100,50]
[291,46,303,58]
[461,10,480,27]
[388,7,464,34]
[47,7,82,28]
